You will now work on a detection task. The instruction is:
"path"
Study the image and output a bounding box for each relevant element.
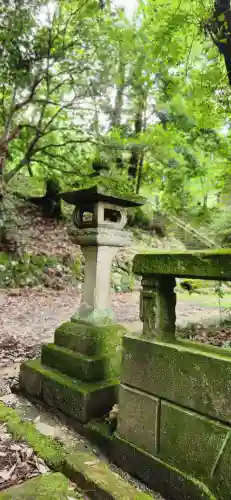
[0,286,230,394]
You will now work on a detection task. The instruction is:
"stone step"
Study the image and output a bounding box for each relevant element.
[41,343,120,382]
[20,359,118,423]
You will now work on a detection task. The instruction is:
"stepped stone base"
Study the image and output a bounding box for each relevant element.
[19,320,126,423]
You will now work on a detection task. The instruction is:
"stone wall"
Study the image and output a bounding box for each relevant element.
[117,250,231,500]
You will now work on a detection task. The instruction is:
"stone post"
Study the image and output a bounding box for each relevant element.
[140,277,158,338]
[155,276,176,342]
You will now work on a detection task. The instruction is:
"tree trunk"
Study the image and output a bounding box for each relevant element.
[128,90,147,185]
[210,0,231,85]
[111,57,126,170]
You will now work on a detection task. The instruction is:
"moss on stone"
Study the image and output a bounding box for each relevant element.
[159,401,228,480]
[0,473,82,499]
[121,335,231,423]
[20,359,119,423]
[114,435,216,500]
[54,321,126,357]
[41,343,121,382]
[133,250,231,280]
[0,402,66,469]
[64,450,154,500]
[23,359,118,393]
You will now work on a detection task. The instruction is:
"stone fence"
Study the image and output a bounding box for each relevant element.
[117,250,231,500]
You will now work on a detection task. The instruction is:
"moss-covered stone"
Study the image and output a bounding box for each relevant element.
[19,362,42,397]
[212,430,231,499]
[0,473,81,499]
[55,321,126,357]
[121,335,231,423]
[113,435,216,500]
[41,343,121,382]
[64,451,154,500]
[159,401,228,479]
[0,402,66,469]
[133,249,231,280]
[20,359,119,423]
[118,384,160,455]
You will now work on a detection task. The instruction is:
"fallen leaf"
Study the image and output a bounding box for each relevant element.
[84,460,98,466]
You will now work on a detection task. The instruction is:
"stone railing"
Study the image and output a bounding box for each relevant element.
[117,250,231,500]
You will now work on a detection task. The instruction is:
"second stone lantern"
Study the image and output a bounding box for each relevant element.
[62,185,143,324]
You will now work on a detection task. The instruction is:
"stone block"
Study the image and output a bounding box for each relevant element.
[19,362,42,397]
[20,359,118,423]
[212,430,231,499]
[112,436,215,500]
[133,250,231,280]
[117,384,159,455]
[41,343,120,382]
[121,335,231,423]
[159,401,228,479]
[54,321,125,357]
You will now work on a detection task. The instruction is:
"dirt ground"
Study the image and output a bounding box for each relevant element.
[0,286,231,395]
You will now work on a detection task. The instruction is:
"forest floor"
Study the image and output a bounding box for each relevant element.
[1,285,231,396]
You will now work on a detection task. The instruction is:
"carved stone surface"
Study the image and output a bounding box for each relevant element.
[140,277,158,338]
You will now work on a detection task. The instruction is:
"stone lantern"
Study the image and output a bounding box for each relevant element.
[61,185,143,324]
[19,185,144,424]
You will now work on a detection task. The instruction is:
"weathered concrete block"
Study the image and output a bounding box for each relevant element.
[133,250,231,280]
[117,384,159,455]
[159,401,228,479]
[41,343,120,382]
[121,335,231,423]
[20,359,118,423]
[55,321,126,357]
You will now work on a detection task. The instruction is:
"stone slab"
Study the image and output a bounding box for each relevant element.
[64,451,153,500]
[159,401,228,479]
[61,185,144,208]
[117,384,159,455]
[42,343,120,382]
[121,335,231,423]
[133,250,231,280]
[55,321,125,357]
[112,436,215,500]
[20,359,118,423]
[0,472,81,499]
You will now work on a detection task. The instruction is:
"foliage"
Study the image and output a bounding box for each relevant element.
[1,0,231,222]
[0,251,82,288]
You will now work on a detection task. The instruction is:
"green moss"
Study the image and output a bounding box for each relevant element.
[122,335,231,423]
[55,321,126,357]
[133,250,231,280]
[115,435,216,500]
[0,402,66,469]
[0,473,82,499]
[64,451,154,500]
[20,359,119,422]
[41,343,121,382]
[160,401,228,479]
[24,358,118,393]
[177,338,231,359]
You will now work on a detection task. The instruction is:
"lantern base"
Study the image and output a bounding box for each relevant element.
[71,307,115,326]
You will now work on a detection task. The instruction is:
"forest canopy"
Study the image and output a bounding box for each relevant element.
[0,0,231,217]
